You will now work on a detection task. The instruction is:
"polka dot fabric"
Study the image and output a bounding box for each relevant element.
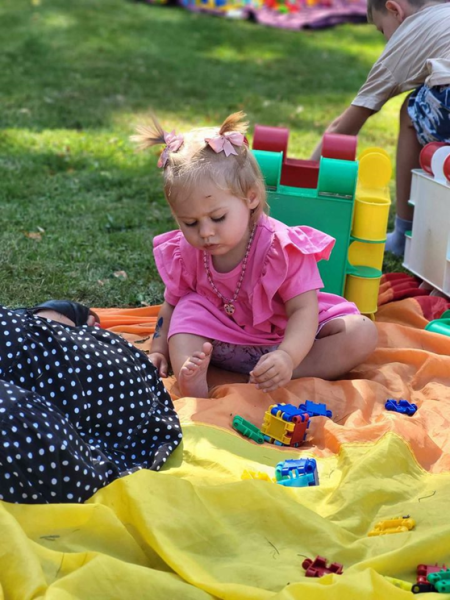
[0,307,182,504]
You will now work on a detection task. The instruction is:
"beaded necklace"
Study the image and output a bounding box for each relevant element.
[203,224,257,316]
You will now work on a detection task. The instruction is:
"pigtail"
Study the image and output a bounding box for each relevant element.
[130,114,166,152]
[218,111,249,136]
[131,114,184,168]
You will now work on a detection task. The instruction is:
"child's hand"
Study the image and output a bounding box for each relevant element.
[148,352,169,378]
[249,349,294,393]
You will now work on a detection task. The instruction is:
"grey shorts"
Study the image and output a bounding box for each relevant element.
[210,341,279,374]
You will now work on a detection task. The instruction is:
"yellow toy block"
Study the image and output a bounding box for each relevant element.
[384,576,413,591]
[261,411,295,446]
[368,516,415,537]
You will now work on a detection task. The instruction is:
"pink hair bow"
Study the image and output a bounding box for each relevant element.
[205,131,245,157]
[158,130,184,168]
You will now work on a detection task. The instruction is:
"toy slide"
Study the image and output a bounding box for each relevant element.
[2,298,450,598]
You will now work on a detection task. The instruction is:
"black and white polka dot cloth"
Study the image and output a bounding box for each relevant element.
[0,306,182,504]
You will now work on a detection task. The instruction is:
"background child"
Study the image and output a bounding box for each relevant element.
[311,0,450,256]
[134,112,378,398]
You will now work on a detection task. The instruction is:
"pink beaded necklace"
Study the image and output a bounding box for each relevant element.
[203,224,257,316]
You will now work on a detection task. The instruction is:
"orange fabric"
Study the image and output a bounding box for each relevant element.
[95,298,450,473]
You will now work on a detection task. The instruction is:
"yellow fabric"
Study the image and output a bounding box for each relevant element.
[3,298,450,598]
[1,426,450,598]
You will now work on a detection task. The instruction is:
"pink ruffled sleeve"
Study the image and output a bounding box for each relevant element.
[252,225,335,327]
[153,230,196,305]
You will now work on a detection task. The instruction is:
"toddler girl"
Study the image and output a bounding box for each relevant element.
[133,112,378,398]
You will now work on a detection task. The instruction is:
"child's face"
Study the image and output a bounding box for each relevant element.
[171,182,260,258]
[372,8,401,39]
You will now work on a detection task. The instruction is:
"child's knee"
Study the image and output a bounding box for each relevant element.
[353,315,378,357]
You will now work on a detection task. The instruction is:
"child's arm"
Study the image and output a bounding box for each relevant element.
[310,105,375,161]
[149,300,175,378]
[249,290,318,393]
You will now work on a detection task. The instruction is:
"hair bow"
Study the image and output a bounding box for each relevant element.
[205,131,245,157]
[158,130,184,168]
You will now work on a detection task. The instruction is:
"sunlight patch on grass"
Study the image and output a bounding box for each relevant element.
[40,10,75,29]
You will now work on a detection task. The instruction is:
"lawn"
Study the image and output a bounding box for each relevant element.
[0,0,403,307]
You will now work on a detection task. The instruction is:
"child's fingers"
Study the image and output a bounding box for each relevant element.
[251,357,275,378]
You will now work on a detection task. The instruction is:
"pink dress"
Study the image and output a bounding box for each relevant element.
[153,215,359,353]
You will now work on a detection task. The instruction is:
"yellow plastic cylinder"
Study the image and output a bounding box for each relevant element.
[351,196,391,242]
[345,269,381,314]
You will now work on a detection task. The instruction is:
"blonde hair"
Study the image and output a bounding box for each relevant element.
[132,111,267,222]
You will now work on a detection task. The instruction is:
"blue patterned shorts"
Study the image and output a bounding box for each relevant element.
[407,84,450,146]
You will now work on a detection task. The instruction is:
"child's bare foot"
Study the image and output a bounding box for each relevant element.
[178,342,212,398]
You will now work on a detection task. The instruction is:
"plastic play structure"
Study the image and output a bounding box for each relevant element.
[403,142,450,299]
[252,125,392,316]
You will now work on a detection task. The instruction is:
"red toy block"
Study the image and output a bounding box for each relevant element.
[288,413,309,447]
[253,124,289,157]
[280,157,319,189]
[322,133,357,162]
[303,556,344,577]
[417,564,447,585]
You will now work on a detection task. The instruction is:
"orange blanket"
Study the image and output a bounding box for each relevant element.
[95,298,450,473]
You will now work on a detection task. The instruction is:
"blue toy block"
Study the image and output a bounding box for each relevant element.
[299,400,332,419]
[270,403,306,422]
[277,472,316,487]
[385,399,417,416]
[275,458,319,485]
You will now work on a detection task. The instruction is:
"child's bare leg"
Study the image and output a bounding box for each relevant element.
[169,333,213,398]
[386,94,422,256]
[292,315,377,380]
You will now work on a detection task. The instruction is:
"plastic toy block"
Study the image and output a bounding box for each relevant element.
[322,133,357,162]
[384,576,414,592]
[241,470,276,482]
[427,569,450,592]
[411,582,436,594]
[404,143,450,297]
[275,458,318,484]
[281,157,319,189]
[302,556,344,577]
[232,416,265,444]
[270,403,306,422]
[368,516,415,537]
[417,563,447,585]
[299,400,332,419]
[426,317,450,337]
[277,472,316,487]
[253,125,391,318]
[385,399,417,416]
[262,404,310,447]
[253,124,289,156]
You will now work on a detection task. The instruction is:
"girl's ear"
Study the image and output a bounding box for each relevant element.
[247,188,260,210]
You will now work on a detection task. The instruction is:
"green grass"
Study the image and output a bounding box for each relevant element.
[0,0,403,307]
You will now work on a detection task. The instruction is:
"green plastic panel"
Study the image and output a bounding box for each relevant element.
[317,157,358,199]
[254,150,358,296]
[267,190,354,295]
[252,150,282,189]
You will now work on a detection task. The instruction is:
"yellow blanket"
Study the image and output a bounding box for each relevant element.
[2,299,450,599]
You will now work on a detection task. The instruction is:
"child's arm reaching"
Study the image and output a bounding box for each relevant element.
[149,300,175,377]
[249,290,319,393]
[310,105,374,161]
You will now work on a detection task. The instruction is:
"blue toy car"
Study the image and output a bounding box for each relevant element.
[385,399,417,416]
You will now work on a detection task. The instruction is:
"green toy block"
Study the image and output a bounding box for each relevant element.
[427,569,450,592]
[232,415,265,444]
[253,150,358,295]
